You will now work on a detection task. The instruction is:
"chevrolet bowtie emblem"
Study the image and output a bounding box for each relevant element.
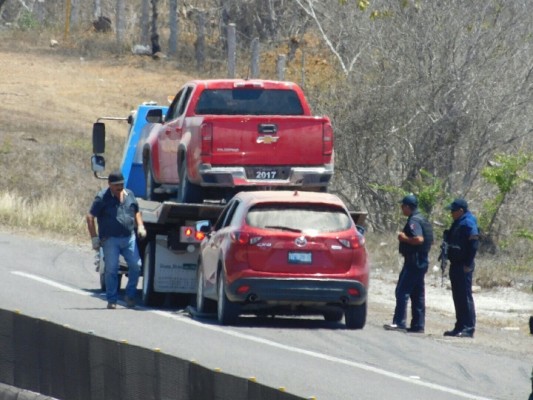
[257,135,279,144]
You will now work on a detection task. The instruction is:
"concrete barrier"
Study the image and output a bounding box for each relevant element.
[0,309,304,400]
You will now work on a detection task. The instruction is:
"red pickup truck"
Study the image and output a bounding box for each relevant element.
[142,79,334,203]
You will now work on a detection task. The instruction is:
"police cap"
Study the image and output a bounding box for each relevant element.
[400,194,418,208]
[446,198,468,211]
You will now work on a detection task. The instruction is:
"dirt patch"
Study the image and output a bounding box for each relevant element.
[370,267,533,358]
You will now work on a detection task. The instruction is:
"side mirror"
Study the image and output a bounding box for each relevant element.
[91,154,105,173]
[93,122,106,154]
[146,108,163,124]
[356,225,365,235]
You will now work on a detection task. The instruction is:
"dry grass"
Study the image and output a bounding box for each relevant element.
[364,231,533,292]
[0,192,85,238]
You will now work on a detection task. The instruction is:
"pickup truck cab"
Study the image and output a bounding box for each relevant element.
[142,79,334,203]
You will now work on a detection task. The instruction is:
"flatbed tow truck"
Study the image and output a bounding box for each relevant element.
[90,102,366,308]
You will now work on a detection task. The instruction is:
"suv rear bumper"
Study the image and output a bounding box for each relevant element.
[198,164,333,188]
[226,277,367,306]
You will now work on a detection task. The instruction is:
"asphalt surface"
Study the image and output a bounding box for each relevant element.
[0,230,530,400]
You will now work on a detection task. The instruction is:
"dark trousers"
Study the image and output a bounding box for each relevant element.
[393,255,427,329]
[449,263,476,331]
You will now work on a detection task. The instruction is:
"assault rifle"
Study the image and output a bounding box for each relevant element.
[438,230,449,287]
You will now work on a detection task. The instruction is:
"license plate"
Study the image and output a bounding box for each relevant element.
[255,169,278,180]
[288,251,312,264]
[247,167,288,180]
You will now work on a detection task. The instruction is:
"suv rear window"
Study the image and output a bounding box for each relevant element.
[246,204,351,233]
[195,89,304,115]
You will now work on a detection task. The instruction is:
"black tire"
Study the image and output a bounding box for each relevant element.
[196,263,216,314]
[177,160,203,203]
[142,239,165,307]
[144,160,163,201]
[345,302,367,330]
[217,269,239,325]
[323,309,344,323]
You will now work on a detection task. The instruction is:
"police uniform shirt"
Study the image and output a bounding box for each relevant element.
[399,211,424,255]
[447,211,479,267]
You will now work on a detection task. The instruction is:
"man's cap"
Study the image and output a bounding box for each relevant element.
[446,198,468,211]
[108,170,124,185]
[399,194,418,208]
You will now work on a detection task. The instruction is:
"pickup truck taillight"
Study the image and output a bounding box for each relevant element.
[200,122,213,156]
[323,122,333,156]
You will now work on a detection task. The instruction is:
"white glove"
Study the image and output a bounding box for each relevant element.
[137,225,147,239]
[91,236,100,250]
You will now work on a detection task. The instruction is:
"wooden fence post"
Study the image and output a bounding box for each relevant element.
[195,11,205,71]
[250,37,260,78]
[116,0,126,44]
[301,49,306,89]
[277,54,286,80]
[140,0,150,46]
[64,0,71,40]
[168,0,178,56]
[227,23,236,78]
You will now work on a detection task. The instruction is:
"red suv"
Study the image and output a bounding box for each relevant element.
[196,191,369,329]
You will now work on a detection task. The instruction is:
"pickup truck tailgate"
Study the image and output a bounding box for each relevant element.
[206,116,329,166]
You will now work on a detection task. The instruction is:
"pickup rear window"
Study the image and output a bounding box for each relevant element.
[245,204,352,233]
[195,89,304,116]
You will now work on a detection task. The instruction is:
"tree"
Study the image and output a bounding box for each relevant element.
[299,0,533,230]
[479,152,533,245]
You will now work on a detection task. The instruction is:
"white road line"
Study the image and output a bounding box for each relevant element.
[154,310,493,400]
[12,271,493,400]
[12,271,90,296]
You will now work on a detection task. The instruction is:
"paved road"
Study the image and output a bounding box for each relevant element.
[0,231,529,400]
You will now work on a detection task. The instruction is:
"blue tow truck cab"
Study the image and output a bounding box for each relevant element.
[90,102,225,307]
[91,102,168,197]
[120,103,169,198]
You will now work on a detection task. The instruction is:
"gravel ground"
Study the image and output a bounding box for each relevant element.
[369,265,533,358]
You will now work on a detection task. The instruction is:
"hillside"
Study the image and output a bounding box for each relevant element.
[0,32,196,240]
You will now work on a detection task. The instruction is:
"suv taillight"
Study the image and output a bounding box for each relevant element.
[230,231,262,245]
[201,122,213,156]
[338,234,364,249]
[230,231,250,244]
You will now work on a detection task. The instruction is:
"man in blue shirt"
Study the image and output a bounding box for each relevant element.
[443,198,479,338]
[86,170,146,309]
[384,194,433,333]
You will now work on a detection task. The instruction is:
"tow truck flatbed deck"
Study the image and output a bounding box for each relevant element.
[138,199,225,225]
